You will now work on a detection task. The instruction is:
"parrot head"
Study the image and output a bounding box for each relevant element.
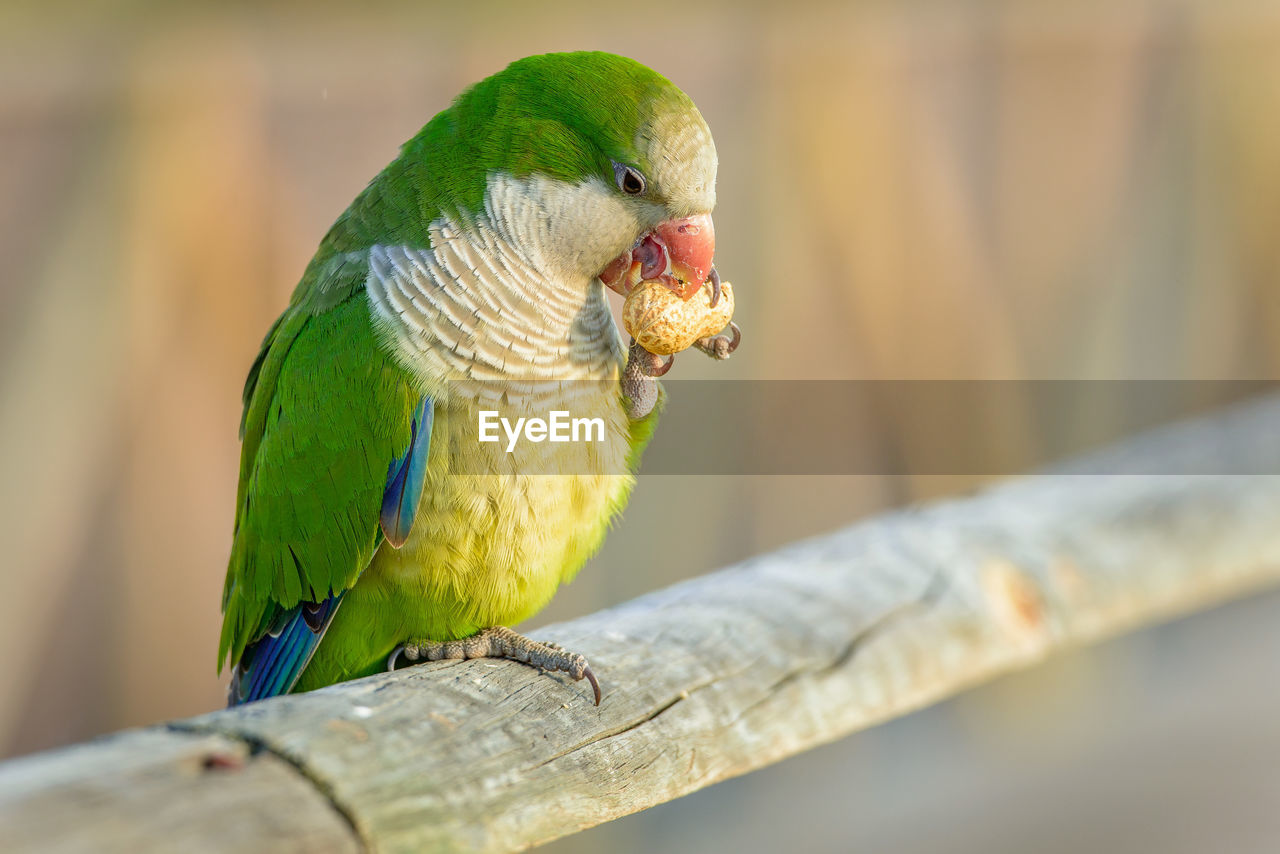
[406,51,718,301]
[589,96,719,302]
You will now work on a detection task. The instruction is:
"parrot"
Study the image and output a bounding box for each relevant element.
[217,51,736,707]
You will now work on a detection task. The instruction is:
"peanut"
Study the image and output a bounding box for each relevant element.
[622,279,735,356]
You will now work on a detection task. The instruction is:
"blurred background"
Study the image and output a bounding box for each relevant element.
[2,0,1280,850]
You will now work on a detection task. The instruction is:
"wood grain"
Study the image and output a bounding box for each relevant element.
[3,395,1279,853]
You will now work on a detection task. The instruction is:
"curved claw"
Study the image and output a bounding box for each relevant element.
[387,645,406,671]
[582,665,602,706]
[707,267,722,308]
[646,352,675,377]
[695,321,742,359]
[722,321,741,353]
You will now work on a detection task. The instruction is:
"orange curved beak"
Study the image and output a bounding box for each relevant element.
[653,213,715,299]
[600,213,716,301]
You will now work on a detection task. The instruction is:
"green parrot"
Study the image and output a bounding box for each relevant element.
[218,51,735,706]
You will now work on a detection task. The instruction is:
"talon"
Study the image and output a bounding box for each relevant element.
[647,352,675,377]
[707,267,722,308]
[722,321,741,353]
[696,321,742,359]
[387,645,406,671]
[629,336,674,378]
[583,666,602,706]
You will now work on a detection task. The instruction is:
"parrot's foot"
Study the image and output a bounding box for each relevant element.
[622,338,666,420]
[694,321,741,360]
[388,626,602,706]
[632,339,675,377]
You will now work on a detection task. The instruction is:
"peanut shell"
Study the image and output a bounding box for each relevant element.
[622,279,735,356]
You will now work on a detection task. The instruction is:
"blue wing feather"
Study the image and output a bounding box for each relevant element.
[380,395,433,548]
[229,594,344,705]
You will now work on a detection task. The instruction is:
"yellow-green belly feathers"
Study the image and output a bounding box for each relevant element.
[295,387,639,690]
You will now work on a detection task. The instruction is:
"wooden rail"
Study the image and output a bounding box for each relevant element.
[3,395,1280,853]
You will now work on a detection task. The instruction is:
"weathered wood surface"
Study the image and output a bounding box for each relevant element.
[3,395,1279,853]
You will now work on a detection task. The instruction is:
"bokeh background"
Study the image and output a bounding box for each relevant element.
[3,0,1280,850]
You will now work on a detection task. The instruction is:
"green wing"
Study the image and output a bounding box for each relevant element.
[218,258,418,674]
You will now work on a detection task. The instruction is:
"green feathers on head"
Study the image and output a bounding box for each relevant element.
[418,52,693,219]
[321,52,696,255]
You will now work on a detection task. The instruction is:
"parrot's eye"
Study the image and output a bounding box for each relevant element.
[613,162,646,196]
